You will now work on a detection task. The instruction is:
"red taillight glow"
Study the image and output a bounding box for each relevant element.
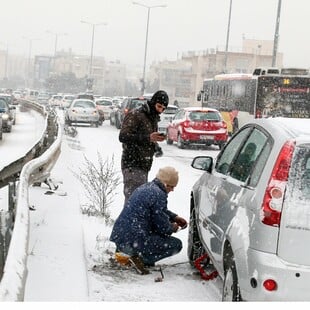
[183,120,191,127]
[261,140,295,227]
[263,279,277,291]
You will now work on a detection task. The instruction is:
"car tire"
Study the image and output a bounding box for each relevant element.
[115,118,121,129]
[187,207,205,266]
[166,131,173,145]
[177,134,185,149]
[222,248,242,301]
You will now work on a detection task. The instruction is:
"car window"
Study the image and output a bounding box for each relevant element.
[129,99,146,109]
[189,111,221,121]
[0,99,8,109]
[74,100,95,108]
[174,110,184,120]
[287,147,310,201]
[164,107,178,114]
[230,127,269,183]
[96,100,113,106]
[215,126,252,175]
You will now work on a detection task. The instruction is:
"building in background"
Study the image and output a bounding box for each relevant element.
[0,39,283,99]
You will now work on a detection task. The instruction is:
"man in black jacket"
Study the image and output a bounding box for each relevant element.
[119,90,168,204]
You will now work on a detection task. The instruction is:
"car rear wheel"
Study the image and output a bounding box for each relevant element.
[115,117,121,129]
[222,248,242,301]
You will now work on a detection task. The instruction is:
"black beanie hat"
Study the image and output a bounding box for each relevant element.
[150,90,169,107]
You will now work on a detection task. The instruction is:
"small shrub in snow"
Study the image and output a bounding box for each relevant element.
[73,152,120,224]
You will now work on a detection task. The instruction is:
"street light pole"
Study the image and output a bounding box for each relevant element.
[81,20,107,78]
[224,0,232,73]
[132,1,167,95]
[272,0,282,67]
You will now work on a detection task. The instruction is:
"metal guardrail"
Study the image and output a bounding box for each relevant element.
[0,100,62,301]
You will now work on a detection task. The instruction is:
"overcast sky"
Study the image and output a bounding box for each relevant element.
[1,0,309,69]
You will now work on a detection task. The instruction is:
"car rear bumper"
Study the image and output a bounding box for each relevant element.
[181,130,228,144]
[239,247,310,301]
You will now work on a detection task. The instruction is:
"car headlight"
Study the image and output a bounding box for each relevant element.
[2,113,9,120]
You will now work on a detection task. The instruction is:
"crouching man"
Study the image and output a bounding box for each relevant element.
[109,166,187,274]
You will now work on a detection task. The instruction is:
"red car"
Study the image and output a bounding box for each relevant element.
[166,107,228,149]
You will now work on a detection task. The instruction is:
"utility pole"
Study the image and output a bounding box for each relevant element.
[272,0,282,67]
[224,0,232,73]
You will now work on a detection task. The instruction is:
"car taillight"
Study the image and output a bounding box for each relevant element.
[183,120,191,127]
[261,140,295,226]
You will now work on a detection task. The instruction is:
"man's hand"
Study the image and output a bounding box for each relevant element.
[174,216,188,229]
[172,222,179,233]
[150,132,166,142]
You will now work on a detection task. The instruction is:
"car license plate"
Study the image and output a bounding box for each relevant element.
[200,135,213,140]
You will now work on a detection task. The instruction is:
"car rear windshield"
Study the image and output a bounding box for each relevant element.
[74,100,95,108]
[189,111,221,121]
[164,107,178,114]
[129,99,146,109]
[287,146,310,201]
[96,100,113,106]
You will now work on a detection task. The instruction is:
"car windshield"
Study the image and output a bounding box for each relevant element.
[73,100,95,108]
[189,111,221,121]
[164,107,178,114]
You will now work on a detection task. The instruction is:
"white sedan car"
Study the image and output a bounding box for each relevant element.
[95,97,114,120]
[65,99,100,127]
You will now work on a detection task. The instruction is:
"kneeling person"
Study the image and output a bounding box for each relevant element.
[110,166,187,274]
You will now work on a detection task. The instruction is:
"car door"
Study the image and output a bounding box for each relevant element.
[198,127,253,266]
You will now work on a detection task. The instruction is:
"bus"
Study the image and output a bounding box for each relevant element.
[198,69,310,134]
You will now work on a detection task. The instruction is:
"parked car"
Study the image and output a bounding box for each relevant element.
[114,96,148,129]
[95,97,114,120]
[37,93,51,106]
[49,94,63,107]
[0,94,17,125]
[0,98,15,132]
[64,99,100,127]
[61,94,76,109]
[110,97,126,126]
[188,117,310,301]
[158,104,179,134]
[166,107,228,149]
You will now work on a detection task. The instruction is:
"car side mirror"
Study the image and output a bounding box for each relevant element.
[191,156,213,172]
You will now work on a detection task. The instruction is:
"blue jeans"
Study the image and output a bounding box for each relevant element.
[117,234,182,266]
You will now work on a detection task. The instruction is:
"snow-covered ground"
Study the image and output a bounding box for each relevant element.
[21,110,223,302]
